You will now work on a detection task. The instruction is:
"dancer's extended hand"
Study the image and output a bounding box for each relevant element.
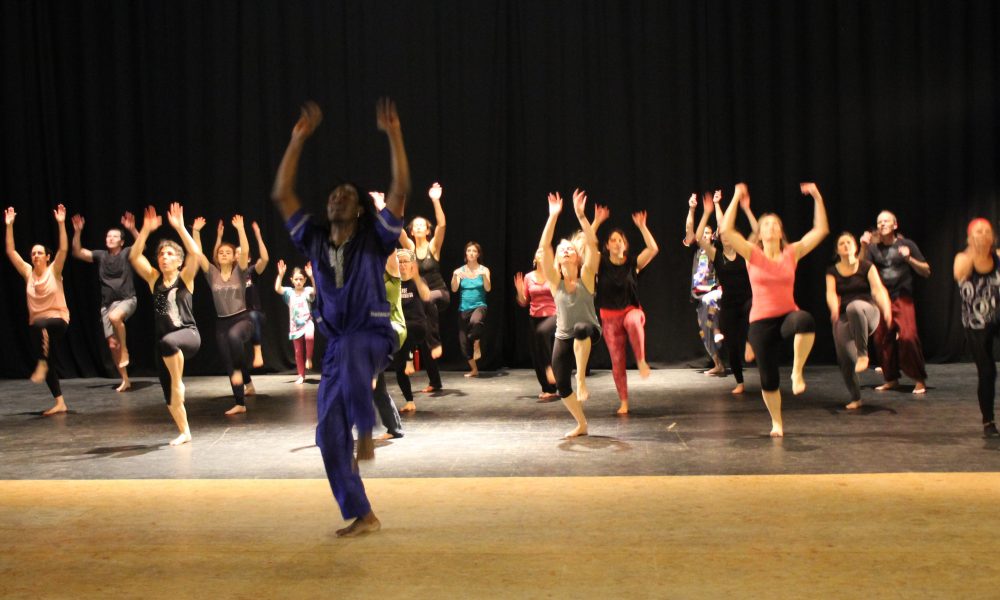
[5,207,16,226]
[166,203,185,231]
[141,206,162,233]
[428,183,442,202]
[632,210,648,229]
[547,192,563,216]
[572,188,587,218]
[192,217,206,232]
[71,214,85,232]
[53,204,67,223]
[292,101,323,141]
[376,98,401,134]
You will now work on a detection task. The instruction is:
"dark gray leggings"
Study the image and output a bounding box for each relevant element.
[833,300,880,402]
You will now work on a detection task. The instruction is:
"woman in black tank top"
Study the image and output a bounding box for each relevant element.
[129,204,204,447]
[399,183,449,392]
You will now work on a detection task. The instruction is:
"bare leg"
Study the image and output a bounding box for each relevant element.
[731,383,745,394]
[761,389,783,437]
[253,345,264,368]
[573,337,592,402]
[705,353,725,376]
[464,358,479,378]
[791,332,815,395]
[30,359,48,384]
[356,431,375,461]
[336,511,381,537]
[431,345,443,359]
[42,394,67,416]
[745,343,755,363]
[561,392,588,437]
[405,360,415,376]
[546,366,556,385]
[473,339,482,361]
[854,355,869,373]
[109,309,129,368]
[162,352,191,446]
[109,339,131,392]
[616,399,629,415]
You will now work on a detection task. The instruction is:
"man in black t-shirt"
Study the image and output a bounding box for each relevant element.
[71,212,140,392]
[860,210,930,394]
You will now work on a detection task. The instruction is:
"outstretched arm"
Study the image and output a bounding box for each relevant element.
[592,203,610,235]
[694,195,715,259]
[573,189,600,291]
[210,219,223,268]
[233,215,250,271]
[271,102,322,221]
[632,211,660,272]
[720,184,756,261]
[274,259,287,294]
[304,262,316,301]
[121,211,140,240]
[166,203,204,287]
[428,183,446,258]
[683,194,698,246]
[4,207,30,280]
[251,221,269,274]
[539,193,562,293]
[514,272,528,307]
[51,204,69,277]
[376,98,411,220]
[793,182,830,261]
[740,192,759,236]
[129,206,161,289]
[190,217,211,272]
[71,214,94,263]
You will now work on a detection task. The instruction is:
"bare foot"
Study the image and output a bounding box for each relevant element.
[305,359,313,370]
[874,366,883,375]
[913,381,927,395]
[473,340,482,361]
[791,372,806,395]
[854,355,869,373]
[705,365,725,376]
[846,400,863,410]
[244,383,256,396]
[118,350,130,368]
[116,380,132,393]
[731,383,745,394]
[356,434,375,461]
[336,512,381,537]
[430,346,443,360]
[638,360,651,379]
[576,378,589,402]
[399,401,416,413]
[420,385,440,393]
[42,401,67,416]
[170,432,192,446]
[876,380,898,392]
[564,425,588,438]
[295,376,305,385]
[616,401,629,415]
[225,405,247,415]
[464,370,479,378]
[30,360,48,384]
[537,393,560,403]
[376,432,397,441]
[404,361,415,376]
[253,346,264,369]
[770,424,784,438]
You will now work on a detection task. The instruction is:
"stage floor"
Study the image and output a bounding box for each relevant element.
[1,364,998,479]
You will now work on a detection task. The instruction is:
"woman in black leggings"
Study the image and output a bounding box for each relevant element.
[720,183,828,437]
[954,218,1000,437]
[130,204,203,446]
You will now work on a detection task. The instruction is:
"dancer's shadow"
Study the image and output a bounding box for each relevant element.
[823,403,898,416]
[983,438,1000,451]
[290,444,318,453]
[730,434,820,452]
[86,381,156,391]
[425,388,467,398]
[83,443,166,458]
[472,371,509,379]
[9,410,79,417]
[558,435,632,453]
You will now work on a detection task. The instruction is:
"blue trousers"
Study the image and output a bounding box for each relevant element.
[315,329,394,520]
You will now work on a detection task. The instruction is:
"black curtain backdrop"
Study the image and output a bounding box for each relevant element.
[2,1,998,379]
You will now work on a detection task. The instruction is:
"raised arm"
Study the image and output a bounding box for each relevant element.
[514,272,529,307]
[713,190,725,232]
[274,259,287,294]
[4,207,30,280]
[51,204,69,277]
[129,205,161,289]
[190,217,211,272]
[71,214,94,263]
[211,219,223,268]
[428,183,446,257]
[251,221,269,274]
[539,193,562,293]
[592,203,610,235]
[867,264,893,327]
[121,211,140,240]
[720,184,756,261]
[740,192,759,236]
[376,98,411,220]
[792,182,830,261]
[694,194,715,259]
[166,203,203,288]
[573,189,600,291]
[232,214,250,271]
[632,210,659,272]
[304,261,316,301]
[271,102,322,221]
[683,194,698,246]
[824,274,840,323]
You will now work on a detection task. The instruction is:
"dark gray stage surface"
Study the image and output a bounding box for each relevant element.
[2,365,998,479]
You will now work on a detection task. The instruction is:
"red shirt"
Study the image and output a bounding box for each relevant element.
[523,271,556,317]
[747,245,799,322]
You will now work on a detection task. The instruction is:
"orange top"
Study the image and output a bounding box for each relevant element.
[27,266,70,324]
[747,244,798,322]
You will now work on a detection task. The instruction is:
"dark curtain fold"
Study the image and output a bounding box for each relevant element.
[1,0,998,378]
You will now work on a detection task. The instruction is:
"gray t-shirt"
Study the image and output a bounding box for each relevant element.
[205,264,249,317]
[555,279,601,340]
[91,247,135,307]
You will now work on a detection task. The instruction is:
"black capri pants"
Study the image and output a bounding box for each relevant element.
[551,323,602,398]
[156,327,201,405]
[747,310,815,392]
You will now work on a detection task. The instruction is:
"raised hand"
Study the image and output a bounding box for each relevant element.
[547,192,563,217]
[375,98,401,134]
[251,221,261,236]
[714,189,723,205]
[276,259,287,276]
[216,219,224,237]
[800,182,818,196]
[735,183,749,200]
[594,203,610,224]
[71,214,85,232]
[702,193,714,212]
[231,214,245,230]
[859,231,872,245]
[428,182,442,202]
[514,271,525,295]
[121,211,136,231]
[572,188,587,218]
[53,204,67,223]
[632,210,648,229]
[369,191,386,211]
[304,261,312,279]
[192,217,206,232]
[688,193,697,209]
[4,207,15,226]
[141,206,162,233]
[738,188,751,211]
[292,101,323,141]
[166,202,185,231]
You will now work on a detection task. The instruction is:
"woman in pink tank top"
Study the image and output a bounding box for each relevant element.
[5,204,71,416]
[720,183,829,437]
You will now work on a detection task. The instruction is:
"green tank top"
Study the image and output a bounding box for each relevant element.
[384,271,407,351]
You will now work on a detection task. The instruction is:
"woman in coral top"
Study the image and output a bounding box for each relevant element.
[514,249,559,401]
[5,204,71,416]
[720,183,829,437]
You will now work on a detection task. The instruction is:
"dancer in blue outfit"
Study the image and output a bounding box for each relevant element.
[271,98,410,537]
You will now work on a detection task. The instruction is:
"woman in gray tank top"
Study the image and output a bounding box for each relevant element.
[537,189,601,438]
